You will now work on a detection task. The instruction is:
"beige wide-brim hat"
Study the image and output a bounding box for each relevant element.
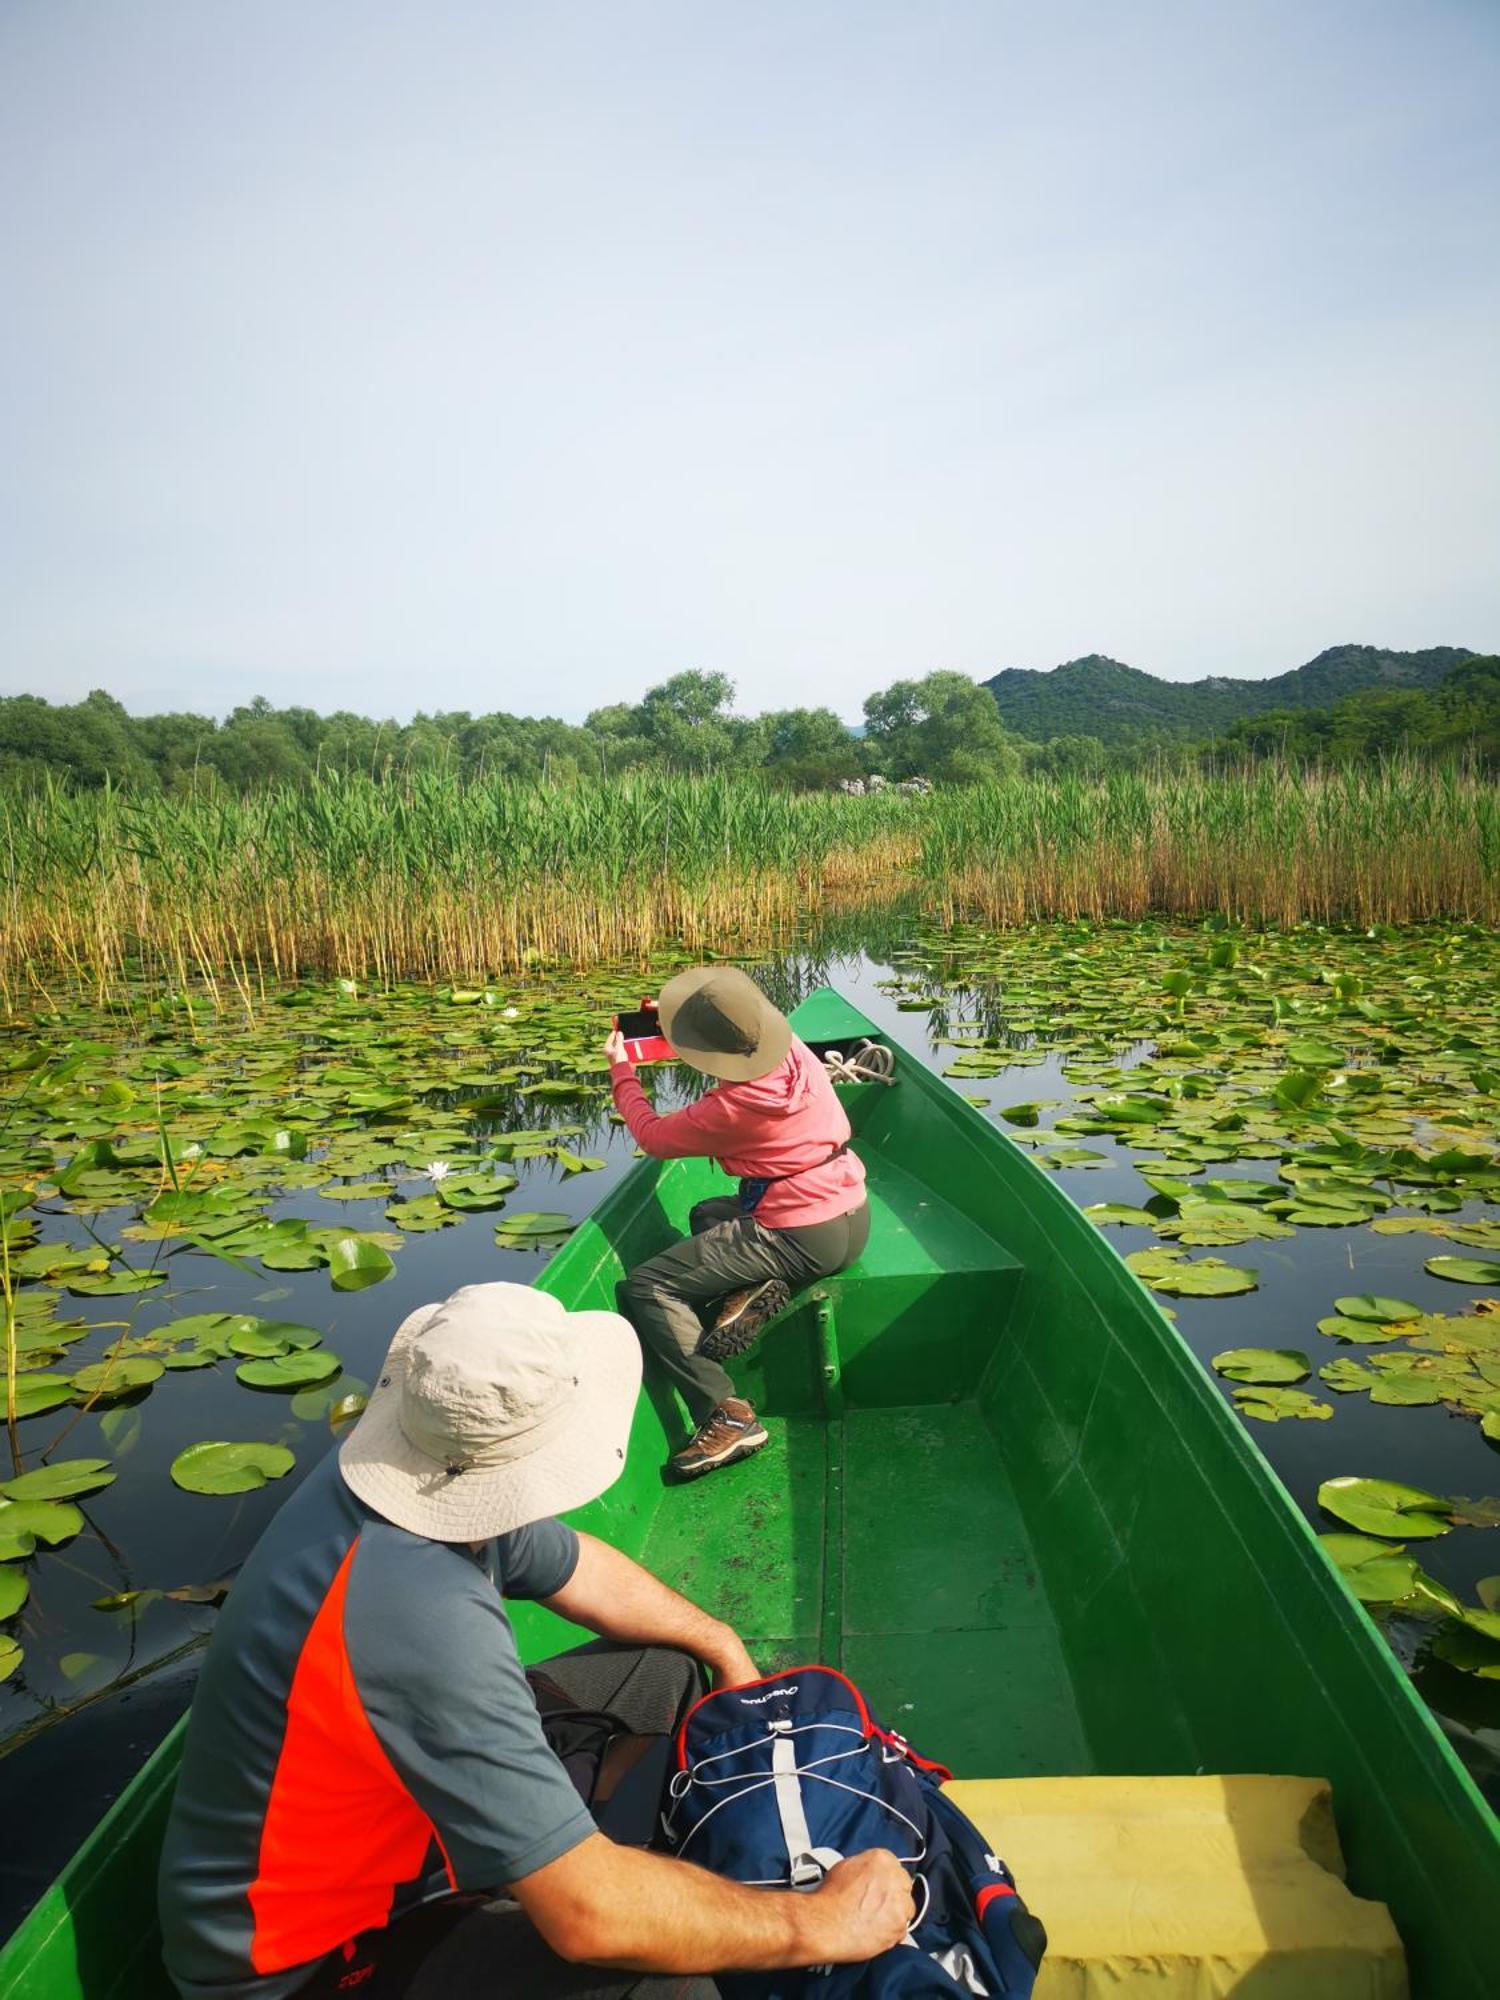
[657,965,793,1083]
[340,1281,642,1541]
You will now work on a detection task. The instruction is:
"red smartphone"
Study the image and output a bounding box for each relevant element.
[613,1000,674,1065]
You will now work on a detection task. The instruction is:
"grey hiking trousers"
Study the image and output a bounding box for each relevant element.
[618,1196,871,1427]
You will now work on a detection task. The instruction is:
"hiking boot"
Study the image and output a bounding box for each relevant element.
[669,1399,769,1480]
[697,1278,792,1362]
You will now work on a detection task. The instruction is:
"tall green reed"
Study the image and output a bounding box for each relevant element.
[0,763,1493,1000]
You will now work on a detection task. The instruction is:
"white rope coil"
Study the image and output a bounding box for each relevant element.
[823,1038,897,1086]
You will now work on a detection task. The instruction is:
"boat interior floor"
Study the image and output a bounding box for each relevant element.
[639,1401,1091,1776]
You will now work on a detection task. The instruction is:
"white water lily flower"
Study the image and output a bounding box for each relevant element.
[502,1006,519,1020]
[180,1143,203,1162]
[424,1160,452,1183]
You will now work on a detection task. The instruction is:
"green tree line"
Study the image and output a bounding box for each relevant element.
[0,670,1017,792]
[1,656,1494,795]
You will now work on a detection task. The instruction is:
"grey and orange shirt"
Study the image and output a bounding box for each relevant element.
[157,1453,594,2000]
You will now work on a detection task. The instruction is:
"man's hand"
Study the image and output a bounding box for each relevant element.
[805,1850,915,1963]
[604,1028,629,1065]
[512,1832,916,1974]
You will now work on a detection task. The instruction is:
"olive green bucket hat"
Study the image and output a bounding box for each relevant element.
[657,966,793,1083]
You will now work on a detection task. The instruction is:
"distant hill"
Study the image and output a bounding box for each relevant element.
[982,645,1476,744]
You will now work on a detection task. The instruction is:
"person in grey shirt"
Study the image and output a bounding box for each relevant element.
[158,1282,910,1999]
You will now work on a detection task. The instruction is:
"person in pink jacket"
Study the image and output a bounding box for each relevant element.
[604,966,869,1479]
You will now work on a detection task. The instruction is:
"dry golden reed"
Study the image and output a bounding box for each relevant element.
[0,763,1494,1001]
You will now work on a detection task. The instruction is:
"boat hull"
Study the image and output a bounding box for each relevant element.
[3,987,1496,1998]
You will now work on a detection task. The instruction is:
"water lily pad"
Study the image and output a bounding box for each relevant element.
[0,1569,30,1619]
[0,1458,115,1502]
[1320,1359,1380,1393]
[321,1234,396,1291]
[1286,1040,1345,1067]
[160,1347,222,1371]
[1272,1071,1325,1113]
[1232,1386,1332,1422]
[235,1351,342,1391]
[170,1441,297,1494]
[1126,1248,1258,1297]
[71,1356,165,1401]
[1425,1256,1500,1286]
[1445,1220,1500,1252]
[1158,1203,1293,1247]
[1369,1374,1443,1406]
[10,1373,75,1419]
[1431,1626,1500,1680]
[64,1268,167,1296]
[1083,1204,1158,1228]
[1212,1348,1310,1385]
[226,1320,323,1358]
[0,1635,20,1682]
[1316,1314,1408,1345]
[385,1195,459,1233]
[434,1171,519,1212]
[493,1212,575,1239]
[1333,1295,1422,1324]
[319,1180,388,1202]
[0,1498,85,1557]
[1318,1534,1423,1603]
[1137,1172,1199,1203]
[1277,1200,1369,1226]
[1318,1476,1452,1540]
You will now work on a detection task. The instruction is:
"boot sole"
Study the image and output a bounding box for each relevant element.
[697,1280,793,1362]
[669,1428,770,1480]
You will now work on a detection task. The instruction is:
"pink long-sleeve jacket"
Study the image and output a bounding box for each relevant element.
[608,1035,867,1229]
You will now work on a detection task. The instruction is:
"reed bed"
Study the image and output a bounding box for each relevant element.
[917,764,1500,930]
[0,764,1494,1001]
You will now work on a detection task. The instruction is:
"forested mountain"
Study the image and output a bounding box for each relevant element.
[983,645,1475,745]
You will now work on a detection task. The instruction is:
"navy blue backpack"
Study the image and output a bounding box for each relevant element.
[664,1666,1045,1998]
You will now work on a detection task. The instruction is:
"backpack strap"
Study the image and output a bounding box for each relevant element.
[769,1718,844,1887]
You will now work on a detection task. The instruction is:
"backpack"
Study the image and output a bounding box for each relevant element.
[663,1665,1046,1998]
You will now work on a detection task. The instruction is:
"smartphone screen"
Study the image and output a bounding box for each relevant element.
[614,1006,660,1040]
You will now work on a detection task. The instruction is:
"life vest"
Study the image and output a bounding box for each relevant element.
[664,1665,1045,1998]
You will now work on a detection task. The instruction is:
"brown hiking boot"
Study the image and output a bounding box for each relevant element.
[697,1278,792,1362]
[669,1398,770,1480]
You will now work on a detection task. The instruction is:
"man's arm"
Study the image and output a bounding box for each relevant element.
[542,1531,758,1688]
[511,1831,912,1972]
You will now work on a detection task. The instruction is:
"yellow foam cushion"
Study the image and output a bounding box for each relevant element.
[943,1775,1406,1999]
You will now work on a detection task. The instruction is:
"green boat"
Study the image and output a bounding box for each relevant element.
[3,987,1497,1999]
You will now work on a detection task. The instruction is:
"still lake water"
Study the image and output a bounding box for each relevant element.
[2,939,1497,1929]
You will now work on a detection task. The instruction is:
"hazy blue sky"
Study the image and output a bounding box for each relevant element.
[4,1,1497,723]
